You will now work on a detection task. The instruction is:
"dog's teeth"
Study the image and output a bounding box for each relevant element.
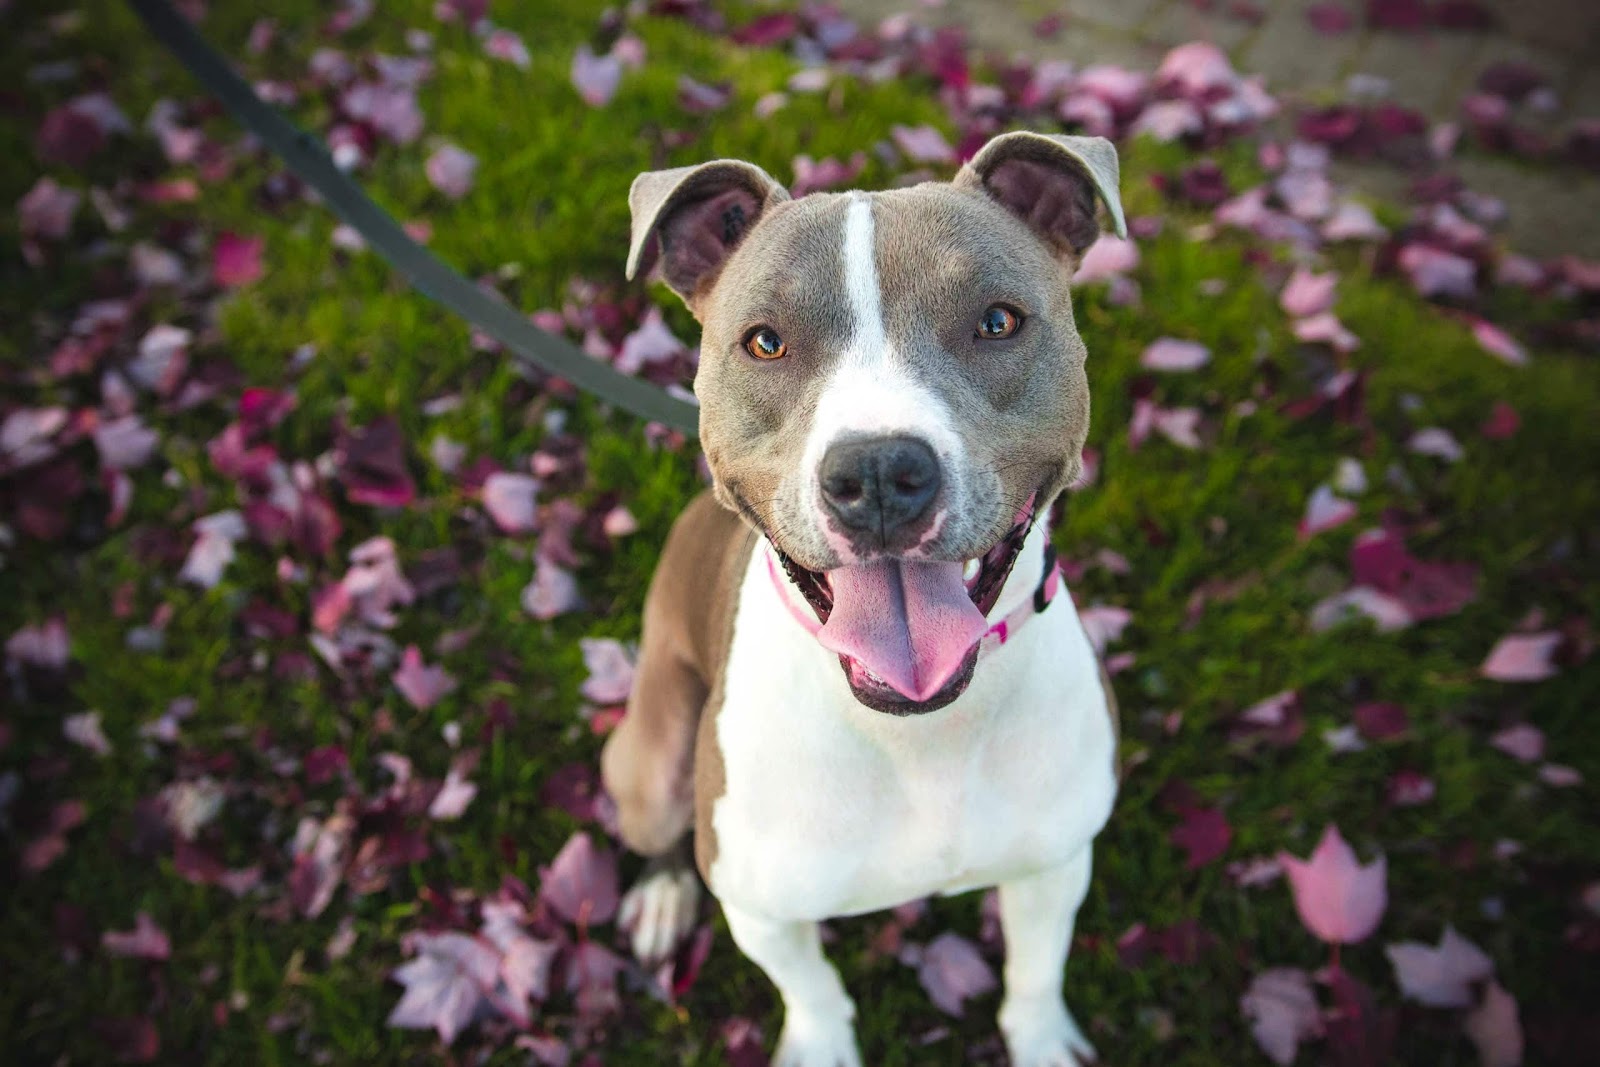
[963,558,981,582]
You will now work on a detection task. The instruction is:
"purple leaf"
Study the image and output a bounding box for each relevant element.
[1480,632,1561,682]
[212,233,263,287]
[890,124,955,165]
[64,713,112,755]
[571,46,622,107]
[1281,268,1338,318]
[1278,824,1387,945]
[1240,967,1323,1065]
[180,511,248,589]
[334,417,416,508]
[1140,337,1210,372]
[483,28,531,69]
[579,638,634,704]
[102,912,171,961]
[393,645,456,710]
[387,932,500,1044]
[539,832,619,926]
[1171,805,1233,869]
[1464,982,1523,1067]
[1298,484,1357,539]
[521,561,579,620]
[1074,235,1139,284]
[912,932,996,1017]
[481,472,540,534]
[1469,319,1528,367]
[428,767,477,820]
[1489,724,1544,762]
[1385,925,1493,1007]
[17,177,81,240]
[425,144,478,200]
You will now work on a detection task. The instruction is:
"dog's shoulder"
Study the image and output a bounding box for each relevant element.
[647,489,758,682]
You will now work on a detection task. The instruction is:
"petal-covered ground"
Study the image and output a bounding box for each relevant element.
[2,1,1597,1065]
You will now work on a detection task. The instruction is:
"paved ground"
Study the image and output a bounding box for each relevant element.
[836,0,1600,258]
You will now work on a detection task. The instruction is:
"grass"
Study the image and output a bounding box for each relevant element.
[1,0,1596,1064]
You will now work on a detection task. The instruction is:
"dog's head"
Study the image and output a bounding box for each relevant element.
[627,131,1125,714]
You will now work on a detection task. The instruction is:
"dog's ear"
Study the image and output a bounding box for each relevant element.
[954,132,1127,267]
[626,160,790,316]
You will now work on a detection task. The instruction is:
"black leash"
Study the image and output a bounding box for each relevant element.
[126,0,701,436]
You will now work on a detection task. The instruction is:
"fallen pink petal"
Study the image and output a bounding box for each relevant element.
[1278,824,1387,945]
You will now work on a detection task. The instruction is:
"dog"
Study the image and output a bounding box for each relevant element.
[600,131,1124,1067]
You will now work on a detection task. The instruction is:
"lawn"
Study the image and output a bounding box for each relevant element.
[2,1,1596,1064]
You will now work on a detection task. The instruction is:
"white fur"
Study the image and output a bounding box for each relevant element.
[706,520,1117,1063]
[709,519,1115,917]
[792,195,970,558]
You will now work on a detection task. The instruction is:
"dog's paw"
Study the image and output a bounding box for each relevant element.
[618,854,700,965]
[772,1014,863,1067]
[1000,999,1097,1067]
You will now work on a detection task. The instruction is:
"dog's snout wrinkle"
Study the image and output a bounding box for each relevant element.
[819,436,941,545]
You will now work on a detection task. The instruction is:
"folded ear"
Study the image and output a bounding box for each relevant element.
[954,132,1127,266]
[625,160,790,315]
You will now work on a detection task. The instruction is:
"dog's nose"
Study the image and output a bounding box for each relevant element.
[819,436,941,538]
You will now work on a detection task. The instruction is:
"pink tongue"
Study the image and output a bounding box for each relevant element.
[816,559,988,702]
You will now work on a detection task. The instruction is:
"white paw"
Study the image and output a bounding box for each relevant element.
[772,1012,863,1067]
[618,857,700,965]
[1001,1000,1097,1067]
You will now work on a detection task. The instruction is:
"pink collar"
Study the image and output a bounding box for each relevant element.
[764,541,1063,658]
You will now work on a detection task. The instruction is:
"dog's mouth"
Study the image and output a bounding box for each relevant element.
[774,498,1037,715]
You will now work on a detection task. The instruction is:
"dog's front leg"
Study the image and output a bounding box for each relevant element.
[997,849,1098,1067]
[722,902,862,1067]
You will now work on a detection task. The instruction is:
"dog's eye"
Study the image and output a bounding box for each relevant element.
[744,327,787,360]
[976,305,1021,340]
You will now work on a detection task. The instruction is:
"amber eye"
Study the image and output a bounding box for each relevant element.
[744,326,787,360]
[976,305,1021,340]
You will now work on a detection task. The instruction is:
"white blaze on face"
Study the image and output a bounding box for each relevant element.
[800,194,966,557]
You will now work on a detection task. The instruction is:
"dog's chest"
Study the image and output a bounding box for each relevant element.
[704,550,1117,920]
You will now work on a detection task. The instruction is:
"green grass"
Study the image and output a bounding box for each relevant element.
[2,1,1597,1064]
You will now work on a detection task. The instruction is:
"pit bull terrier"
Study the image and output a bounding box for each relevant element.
[600,131,1125,1067]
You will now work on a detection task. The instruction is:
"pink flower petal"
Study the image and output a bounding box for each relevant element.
[1470,319,1528,367]
[615,307,685,375]
[212,232,263,287]
[484,28,530,69]
[1293,311,1361,352]
[890,124,955,165]
[481,472,540,534]
[64,710,112,756]
[911,932,996,1017]
[1298,483,1357,539]
[539,832,619,926]
[1140,337,1211,372]
[17,177,82,240]
[1464,982,1523,1067]
[387,931,501,1044]
[521,561,579,620]
[1240,967,1323,1065]
[1278,824,1387,945]
[393,644,457,710]
[1489,723,1545,762]
[1407,427,1464,462]
[1387,925,1494,1008]
[1074,235,1140,284]
[425,143,478,200]
[579,637,635,704]
[571,45,622,107]
[102,912,171,961]
[428,767,478,820]
[1480,632,1561,682]
[1280,268,1338,318]
[1398,243,1476,300]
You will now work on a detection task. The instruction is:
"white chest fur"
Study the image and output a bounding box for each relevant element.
[706,526,1118,921]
